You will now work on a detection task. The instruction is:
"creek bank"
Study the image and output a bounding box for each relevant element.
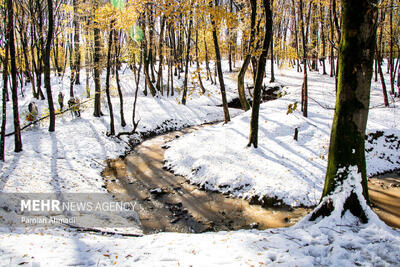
[103,125,311,234]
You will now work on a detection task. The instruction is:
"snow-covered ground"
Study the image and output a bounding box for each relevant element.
[0,61,399,266]
[165,63,400,207]
[0,65,241,194]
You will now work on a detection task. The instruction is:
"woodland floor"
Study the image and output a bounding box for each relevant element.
[0,61,399,266]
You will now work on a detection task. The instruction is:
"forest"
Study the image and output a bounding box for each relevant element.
[0,0,400,266]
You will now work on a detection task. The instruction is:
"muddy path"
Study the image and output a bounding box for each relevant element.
[103,124,310,234]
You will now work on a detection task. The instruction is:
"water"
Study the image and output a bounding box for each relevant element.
[103,125,310,234]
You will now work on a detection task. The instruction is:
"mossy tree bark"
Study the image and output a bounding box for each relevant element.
[311,0,378,222]
[247,0,272,148]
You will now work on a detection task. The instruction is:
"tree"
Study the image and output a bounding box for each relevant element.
[1,13,9,161]
[181,9,193,105]
[247,0,273,148]
[299,0,308,117]
[93,0,103,117]
[142,8,157,97]
[269,0,275,83]
[105,21,115,136]
[44,0,55,132]
[310,0,378,222]
[114,30,127,127]
[210,0,230,123]
[73,0,81,85]
[7,0,23,152]
[376,9,389,107]
[237,0,256,112]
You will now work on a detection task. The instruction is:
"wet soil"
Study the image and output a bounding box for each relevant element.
[103,125,311,234]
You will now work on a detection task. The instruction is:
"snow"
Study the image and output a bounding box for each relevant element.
[164,63,400,207]
[1,199,399,266]
[0,61,399,266]
[0,66,241,194]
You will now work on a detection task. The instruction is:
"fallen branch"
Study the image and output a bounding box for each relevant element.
[319,226,343,234]
[62,222,143,237]
[92,159,106,167]
[116,119,140,138]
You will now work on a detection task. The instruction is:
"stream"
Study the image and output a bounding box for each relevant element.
[103,124,400,234]
[103,124,311,234]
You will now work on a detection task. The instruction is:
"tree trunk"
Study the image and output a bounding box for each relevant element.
[85,20,91,98]
[311,0,378,222]
[156,16,166,93]
[377,13,389,107]
[248,0,272,148]
[397,56,400,94]
[7,0,22,151]
[1,32,9,161]
[329,0,335,77]
[292,0,301,72]
[204,33,214,84]
[195,28,206,94]
[44,0,55,132]
[320,1,327,75]
[377,54,389,107]
[143,18,157,97]
[170,44,174,96]
[35,0,46,100]
[210,0,230,123]
[389,0,394,94]
[311,3,319,72]
[148,6,156,83]
[114,31,126,128]
[53,35,62,76]
[30,23,38,99]
[74,0,81,85]
[69,35,75,97]
[269,0,275,82]
[182,12,193,105]
[105,24,115,136]
[238,56,251,111]
[299,0,308,117]
[237,0,257,111]
[270,38,275,82]
[93,0,102,117]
